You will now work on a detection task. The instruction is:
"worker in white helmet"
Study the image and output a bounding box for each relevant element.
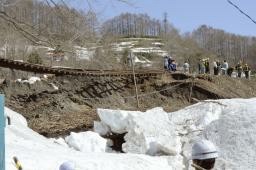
[59,161,75,170]
[191,139,218,170]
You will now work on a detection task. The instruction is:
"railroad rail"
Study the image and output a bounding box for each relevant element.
[0,58,164,77]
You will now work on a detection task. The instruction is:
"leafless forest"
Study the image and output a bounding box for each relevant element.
[0,0,255,70]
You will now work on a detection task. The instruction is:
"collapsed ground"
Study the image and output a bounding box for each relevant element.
[1,68,256,137]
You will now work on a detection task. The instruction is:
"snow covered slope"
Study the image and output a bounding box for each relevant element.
[203,99,256,170]
[5,108,176,170]
[5,98,256,170]
[96,98,256,170]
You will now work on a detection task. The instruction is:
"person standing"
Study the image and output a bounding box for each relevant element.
[205,59,210,74]
[236,62,243,78]
[183,60,190,74]
[168,56,173,71]
[216,61,221,75]
[213,61,218,75]
[243,64,251,79]
[169,59,177,72]
[221,60,229,75]
[164,56,169,70]
[201,60,206,74]
[198,59,202,74]
[227,67,234,77]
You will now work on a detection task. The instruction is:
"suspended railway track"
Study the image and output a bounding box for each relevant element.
[0,58,164,78]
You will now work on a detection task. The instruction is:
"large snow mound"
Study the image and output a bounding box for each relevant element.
[96,107,181,156]
[5,107,177,170]
[203,99,256,170]
[65,131,107,153]
[5,98,256,170]
[96,98,256,170]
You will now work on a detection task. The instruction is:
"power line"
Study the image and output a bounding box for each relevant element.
[227,0,256,25]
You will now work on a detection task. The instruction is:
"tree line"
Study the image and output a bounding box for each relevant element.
[102,14,255,68]
[0,0,98,49]
[191,25,255,67]
[0,1,255,69]
[101,13,174,38]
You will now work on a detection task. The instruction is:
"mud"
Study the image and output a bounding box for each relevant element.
[1,68,256,137]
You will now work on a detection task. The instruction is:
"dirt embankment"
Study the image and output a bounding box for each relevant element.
[1,71,256,137]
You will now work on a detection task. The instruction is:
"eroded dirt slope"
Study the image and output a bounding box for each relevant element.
[1,71,255,137]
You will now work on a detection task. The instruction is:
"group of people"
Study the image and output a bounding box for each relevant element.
[234,62,251,79]
[198,59,251,79]
[163,56,252,80]
[164,56,177,72]
[213,60,251,79]
[198,58,210,74]
[212,60,228,76]
[198,58,229,76]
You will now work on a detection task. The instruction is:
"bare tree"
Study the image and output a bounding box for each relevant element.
[191,25,254,67]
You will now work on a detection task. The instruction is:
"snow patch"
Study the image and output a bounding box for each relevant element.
[16,77,41,84]
[49,83,59,90]
[152,42,164,46]
[53,137,69,147]
[74,46,95,60]
[5,107,175,170]
[65,131,107,153]
[93,121,110,136]
[97,107,181,156]
[203,98,256,170]
[5,98,256,170]
[132,47,168,56]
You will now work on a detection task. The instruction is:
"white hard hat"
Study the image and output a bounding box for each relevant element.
[59,161,75,170]
[192,139,218,160]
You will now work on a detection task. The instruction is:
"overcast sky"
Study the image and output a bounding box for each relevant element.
[69,0,256,36]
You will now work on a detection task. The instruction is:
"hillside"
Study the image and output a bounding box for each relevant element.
[1,68,255,137]
[1,1,256,170]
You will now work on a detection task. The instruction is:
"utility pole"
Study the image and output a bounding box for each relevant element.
[130,52,140,108]
[189,73,196,103]
[163,12,168,35]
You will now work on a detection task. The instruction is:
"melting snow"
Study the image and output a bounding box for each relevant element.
[16,77,41,84]
[5,98,256,169]
[74,46,95,60]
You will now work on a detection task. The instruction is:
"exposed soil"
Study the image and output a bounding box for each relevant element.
[1,68,256,138]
